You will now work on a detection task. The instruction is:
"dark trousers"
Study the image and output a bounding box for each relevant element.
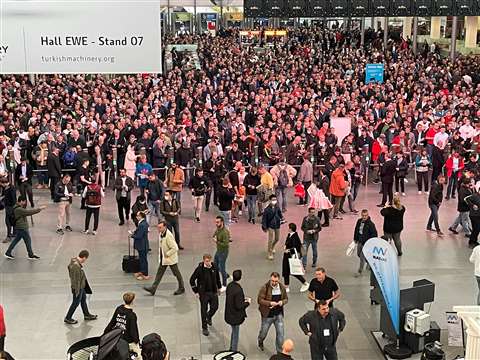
[5,206,14,238]
[318,209,330,225]
[151,264,185,292]
[394,175,405,193]
[417,172,429,192]
[299,181,311,205]
[310,342,338,360]
[427,204,441,231]
[166,217,181,245]
[447,173,459,198]
[205,189,212,211]
[85,207,100,231]
[19,182,34,207]
[431,167,442,183]
[381,181,393,205]
[0,335,4,351]
[138,249,148,276]
[283,274,306,286]
[117,197,131,223]
[49,176,59,199]
[200,292,219,329]
[470,216,480,245]
[65,288,90,320]
[6,229,34,257]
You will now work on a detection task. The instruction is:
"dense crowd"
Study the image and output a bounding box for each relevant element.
[1,25,480,359]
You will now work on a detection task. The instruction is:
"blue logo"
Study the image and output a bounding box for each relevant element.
[372,246,387,256]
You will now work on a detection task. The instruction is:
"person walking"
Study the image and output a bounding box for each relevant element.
[307,268,340,308]
[64,249,98,324]
[257,272,288,353]
[217,177,235,232]
[225,269,251,351]
[378,153,396,207]
[190,254,222,336]
[146,173,164,226]
[213,216,230,292]
[270,161,297,212]
[380,193,406,256]
[82,181,104,235]
[47,147,62,200]
[4,196,45,260]
[329,164,347,220]
[445,150,464,200]
[189,168,208,223]
[269,339,295,360]
[143,221,185,296]
[298,300,346,360]
[449,178,473,237]
[317,170,331,227]
[469,244,480,305]
[353,210,378,277]
[1,179,16,243]
[136,154,153,196]
[159,190,183,249]
[415,149,431,194]
[114,168,135,226]
[15,157,34,208]
[131,212,149,280]
[243,166,261,224]
[394,152,408,196]
[104,292,142,359]
[262,195,285,260]
[54,174,74,234]
[282,223,309,293]
[427,175,446,235]
[301,208,322,269]
[465,190,480,248]
[297,155,314,206]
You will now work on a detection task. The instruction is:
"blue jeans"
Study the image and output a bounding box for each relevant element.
[6,229,34,257]
[246,195,257,220]
[230,324,240,351]
[214,251,228,286]
[219,210,231,231]
[138,249,148,276]
[427,204,440,231]
[258,314,284,353]
[303,238,318,268]
[65,288,90,320]
[147,200,160,224]
[451,211,472,235]
[275,187,287,211]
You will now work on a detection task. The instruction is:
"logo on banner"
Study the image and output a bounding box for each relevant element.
[363,237,400,335]
[0,44,9,62]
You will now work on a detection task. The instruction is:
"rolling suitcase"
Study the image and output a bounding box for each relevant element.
[122,234,140,273]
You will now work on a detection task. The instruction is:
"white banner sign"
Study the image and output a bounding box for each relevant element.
[446,311,464,347]
[0,1,162,74]
[330,117,352,146]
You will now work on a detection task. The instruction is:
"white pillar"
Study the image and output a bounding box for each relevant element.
[453,306,480,360]
[402,17,413,39]
[465,16,479,48]
[430,16,441,39]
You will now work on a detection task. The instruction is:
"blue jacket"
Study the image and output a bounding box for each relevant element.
[132,219,149,252]
[136,162,153,188]
[262,204,283,230]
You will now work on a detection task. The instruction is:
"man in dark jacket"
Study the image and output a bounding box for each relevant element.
[298,300,346,360]
[47,147,62,200]
[131,195,148,227]
[159,190,182,249]
[114,168,135,226]
[262,195,285,260]
[427,175,446,235]
[146,173,164,226]
[225,269,251,351]
[189,168,209,222]
[449,179,473,238]
[378,153,396,207]
[1,179,16,242]
[15,157,34,207]
[301,208,322,268]
[190,254,222,336]
[131,212,149,280]
[217,178,235,233]
[465,190,480,248]
[353,209,378,276]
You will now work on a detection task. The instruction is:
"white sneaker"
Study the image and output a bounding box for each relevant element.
[220,286,226,293]
[300,283,309,292]
[92,231,97,235]
[402,193,406,197]
[239,210,242,216]
[285,287,290,293]
[82,230,89,235]
[418,191,422,195]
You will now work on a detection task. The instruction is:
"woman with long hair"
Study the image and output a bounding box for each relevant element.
[380,193,406,256]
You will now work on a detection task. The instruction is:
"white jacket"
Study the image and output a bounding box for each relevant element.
[469,246,480,277]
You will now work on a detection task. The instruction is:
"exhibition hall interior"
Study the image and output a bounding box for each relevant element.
[1,0,480,359]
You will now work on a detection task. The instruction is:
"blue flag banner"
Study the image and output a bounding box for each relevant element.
[362,237,400,335]
[365,63,384,84]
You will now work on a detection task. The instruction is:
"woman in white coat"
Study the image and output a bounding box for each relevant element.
[124,145,137,180]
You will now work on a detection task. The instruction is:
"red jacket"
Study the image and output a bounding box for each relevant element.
[0,305,5,336]
[372,140,382,162]
[445,156,464,178]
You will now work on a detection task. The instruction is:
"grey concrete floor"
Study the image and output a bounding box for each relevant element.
[0,183,474,360]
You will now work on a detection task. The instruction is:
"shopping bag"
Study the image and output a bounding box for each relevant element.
[346,241,357,257]
[294,183,305,198]
[289,249,305,275]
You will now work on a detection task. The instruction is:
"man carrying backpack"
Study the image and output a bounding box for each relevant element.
[82,179,104,235]
[270,162,296,213]
[4,196,45,260]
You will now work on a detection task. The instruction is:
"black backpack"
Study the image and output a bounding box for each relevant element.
[141,333,167,360]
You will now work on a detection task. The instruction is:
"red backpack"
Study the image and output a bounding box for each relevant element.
[85,184,101,206]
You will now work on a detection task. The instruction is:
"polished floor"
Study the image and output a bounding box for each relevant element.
[0,182,475,359]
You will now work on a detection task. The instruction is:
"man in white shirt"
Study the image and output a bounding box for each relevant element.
[469,245,480,305]
[433,126,449,149]
[459,119,475,142]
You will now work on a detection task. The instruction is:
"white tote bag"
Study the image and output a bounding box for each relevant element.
[346,241,357,257]
[289,249,305,276]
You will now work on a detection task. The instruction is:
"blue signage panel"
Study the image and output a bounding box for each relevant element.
[365,63,384,84]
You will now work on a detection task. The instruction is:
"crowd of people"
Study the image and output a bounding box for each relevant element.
[1,24,480,359]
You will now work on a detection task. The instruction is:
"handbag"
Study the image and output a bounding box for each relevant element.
[346,241,357,257]
[288,249,305,276]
